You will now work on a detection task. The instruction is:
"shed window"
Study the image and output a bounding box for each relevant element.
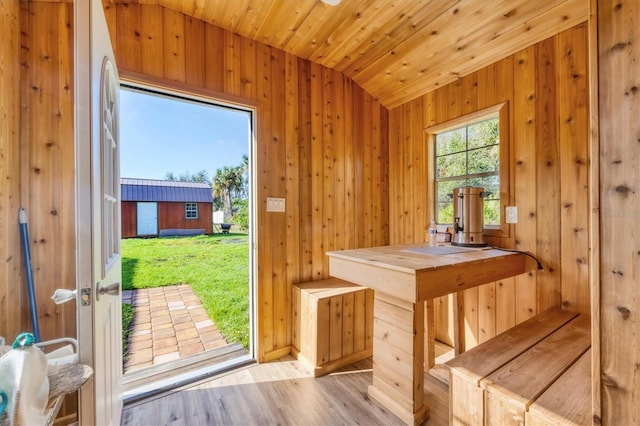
[185,203,198,219]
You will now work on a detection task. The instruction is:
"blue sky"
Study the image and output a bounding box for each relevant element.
[119,88,250,182]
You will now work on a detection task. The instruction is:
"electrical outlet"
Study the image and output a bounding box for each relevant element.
[267,197,285,212]
[505,206,518,224]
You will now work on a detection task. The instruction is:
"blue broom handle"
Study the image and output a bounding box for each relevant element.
[19,208,41,343]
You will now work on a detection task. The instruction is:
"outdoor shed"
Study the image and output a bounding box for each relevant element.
[121,178,213,238]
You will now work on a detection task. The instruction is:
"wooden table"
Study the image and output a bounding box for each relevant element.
[326,243,529,425]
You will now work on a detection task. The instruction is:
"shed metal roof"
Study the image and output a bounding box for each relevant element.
[121,178,213,203]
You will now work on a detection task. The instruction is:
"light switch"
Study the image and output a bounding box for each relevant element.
[505,206,518,224]
[267,197,286,212]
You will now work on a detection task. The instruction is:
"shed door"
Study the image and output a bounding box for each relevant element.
[137,202,158,236]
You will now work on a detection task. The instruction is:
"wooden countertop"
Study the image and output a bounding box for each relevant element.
[327,243,529,303]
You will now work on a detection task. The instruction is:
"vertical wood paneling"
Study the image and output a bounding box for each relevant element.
[22,1,76,344]
[493,57,516,334]
[588,0,600,418]
[285,52,301,336]
[121,202,137,238]
[343,78,355,250]
[401,103,413,243]
[322,67,336,275]
[476,60,498,343]
[535,37,562,313]
[204,25,224,92]
[0,0,23,341]
[140,4,163,78]
[103,2,117,57]
[379,107,390,246]
[269,47,288,350]
[557,24,590,315]
[352,86,364,248]
[362,94,373,247]
[388,107,402,246]
[513,45,538,323]
[239,37,257,102]
[256,41,274,356]
[297,59,313,281]
[162,7,185,83]
[116,3,142,72]
[597,0,640,423]
[184,16,205,87]
[104,7,388,360]
[333,74,346,252]
[310,61,324,281]
[223,32,241,96]
[412,100,427,241]
[157,202,213,234]
[389,24,589,349]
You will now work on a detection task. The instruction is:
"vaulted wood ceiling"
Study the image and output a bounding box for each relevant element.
[112,0,589,108]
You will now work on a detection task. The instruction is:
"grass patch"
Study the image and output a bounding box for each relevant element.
[122,302,135,362]
[121,234,249,348]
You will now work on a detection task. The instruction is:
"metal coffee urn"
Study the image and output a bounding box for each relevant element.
[451,186,491,247]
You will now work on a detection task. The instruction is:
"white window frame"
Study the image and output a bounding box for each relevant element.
[185,202,198,220]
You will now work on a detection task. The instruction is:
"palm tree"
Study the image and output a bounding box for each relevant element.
[213,166,243,222]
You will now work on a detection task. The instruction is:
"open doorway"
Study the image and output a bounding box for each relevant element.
[118,83,255,400]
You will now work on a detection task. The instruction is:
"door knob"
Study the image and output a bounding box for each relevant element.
[96,282,120,300]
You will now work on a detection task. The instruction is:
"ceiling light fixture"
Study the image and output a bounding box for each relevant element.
[321,0,342,5]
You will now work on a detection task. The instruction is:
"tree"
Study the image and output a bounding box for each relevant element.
[164,169,210,185]
[213,166,244,222]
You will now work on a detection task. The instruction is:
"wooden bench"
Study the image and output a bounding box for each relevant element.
[446,308,591,426]
[292,278,374,377]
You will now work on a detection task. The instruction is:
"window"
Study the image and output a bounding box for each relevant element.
[435,117,500,227]
[427,103,510,236]
[185,202,198,219]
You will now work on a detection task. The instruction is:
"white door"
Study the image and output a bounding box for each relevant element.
[76,0,123,424]
[136,202,158,236]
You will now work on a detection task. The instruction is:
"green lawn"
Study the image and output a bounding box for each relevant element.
[122,234,250,348]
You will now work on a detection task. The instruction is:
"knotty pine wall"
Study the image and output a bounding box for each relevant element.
[0,1,77,346]
[104,3,389,361]
[389,23,590,348]
[1,0,389,363]
[0,1,77,418]
[595,0,640,423]
[0,0,23,342]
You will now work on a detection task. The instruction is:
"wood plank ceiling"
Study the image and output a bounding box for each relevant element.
[111,0,588,109]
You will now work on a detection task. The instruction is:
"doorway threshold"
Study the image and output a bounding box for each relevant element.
[123,342,252,405]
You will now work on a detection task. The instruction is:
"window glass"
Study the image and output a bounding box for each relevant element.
[434,117,500,227]
[185,202,198,219]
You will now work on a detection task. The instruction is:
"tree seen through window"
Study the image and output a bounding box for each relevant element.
[435,118,500,227]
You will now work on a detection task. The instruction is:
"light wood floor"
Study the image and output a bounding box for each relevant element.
[121,356,449,425]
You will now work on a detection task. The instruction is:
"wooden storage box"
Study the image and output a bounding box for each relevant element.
[292,278,374,377]
[446,308,591,426]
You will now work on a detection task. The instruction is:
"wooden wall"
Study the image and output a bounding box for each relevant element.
[158,202,213,235]
[595,0,640,423]
[388,23,590,348]
[0,0,23,342]
[121,201,214,238]
[0,1,77,346]
[104,3,390,361]
[121,201,137,238]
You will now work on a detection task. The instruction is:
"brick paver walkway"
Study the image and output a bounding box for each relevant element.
[122,284,228,372]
